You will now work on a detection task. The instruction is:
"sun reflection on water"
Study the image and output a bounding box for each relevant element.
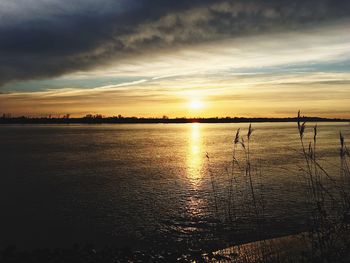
[184,123,206,232]
[187,123,204,186]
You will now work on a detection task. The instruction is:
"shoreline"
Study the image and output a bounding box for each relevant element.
[209,232,308,262]
[1,117,349,125]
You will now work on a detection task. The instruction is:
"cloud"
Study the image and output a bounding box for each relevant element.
[1,70,350,118]
[74,22,350,80]
[1,0,350,86]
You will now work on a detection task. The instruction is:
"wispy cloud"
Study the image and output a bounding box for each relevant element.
[1,70,350,118]
[1,0,350,86]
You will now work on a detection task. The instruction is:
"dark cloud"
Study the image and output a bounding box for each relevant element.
[1,0,350,86]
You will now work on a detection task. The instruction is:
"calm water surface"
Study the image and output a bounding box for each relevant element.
[0,123,349,250]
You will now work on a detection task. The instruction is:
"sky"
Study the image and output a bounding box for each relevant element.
[1,0,350,118]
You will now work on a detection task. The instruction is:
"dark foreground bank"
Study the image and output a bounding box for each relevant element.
[0,244,216,263]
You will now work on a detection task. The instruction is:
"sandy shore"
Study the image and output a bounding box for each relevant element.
[205,233,310,262]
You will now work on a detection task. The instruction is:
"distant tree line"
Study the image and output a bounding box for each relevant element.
[0,113,349,124]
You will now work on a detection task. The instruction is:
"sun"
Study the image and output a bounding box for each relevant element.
[189,100,203,110]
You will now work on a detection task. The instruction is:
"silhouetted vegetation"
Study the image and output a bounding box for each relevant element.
[0,114,349,124]
[207,111,350,262]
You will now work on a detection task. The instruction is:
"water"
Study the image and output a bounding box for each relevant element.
[0,123,349,250]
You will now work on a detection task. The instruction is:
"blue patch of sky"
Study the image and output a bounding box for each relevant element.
[2,58,350,93]
[1,76,146,92]
[226,59,350,75]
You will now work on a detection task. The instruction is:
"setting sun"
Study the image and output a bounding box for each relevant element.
[189,100,203,110]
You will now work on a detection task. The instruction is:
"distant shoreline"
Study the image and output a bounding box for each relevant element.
[1,116,349,124]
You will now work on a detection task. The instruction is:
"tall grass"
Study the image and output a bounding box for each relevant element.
[207,111,350,262]
[296,110,350,262]
[206,121,266,253]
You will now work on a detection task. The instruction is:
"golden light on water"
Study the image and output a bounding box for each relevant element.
[187,123,203,186]
[185,123,205,221]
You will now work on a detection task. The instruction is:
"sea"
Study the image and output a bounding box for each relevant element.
[0,122,349,251]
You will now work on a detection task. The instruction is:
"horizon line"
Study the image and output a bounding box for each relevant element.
[1,115,349,124]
